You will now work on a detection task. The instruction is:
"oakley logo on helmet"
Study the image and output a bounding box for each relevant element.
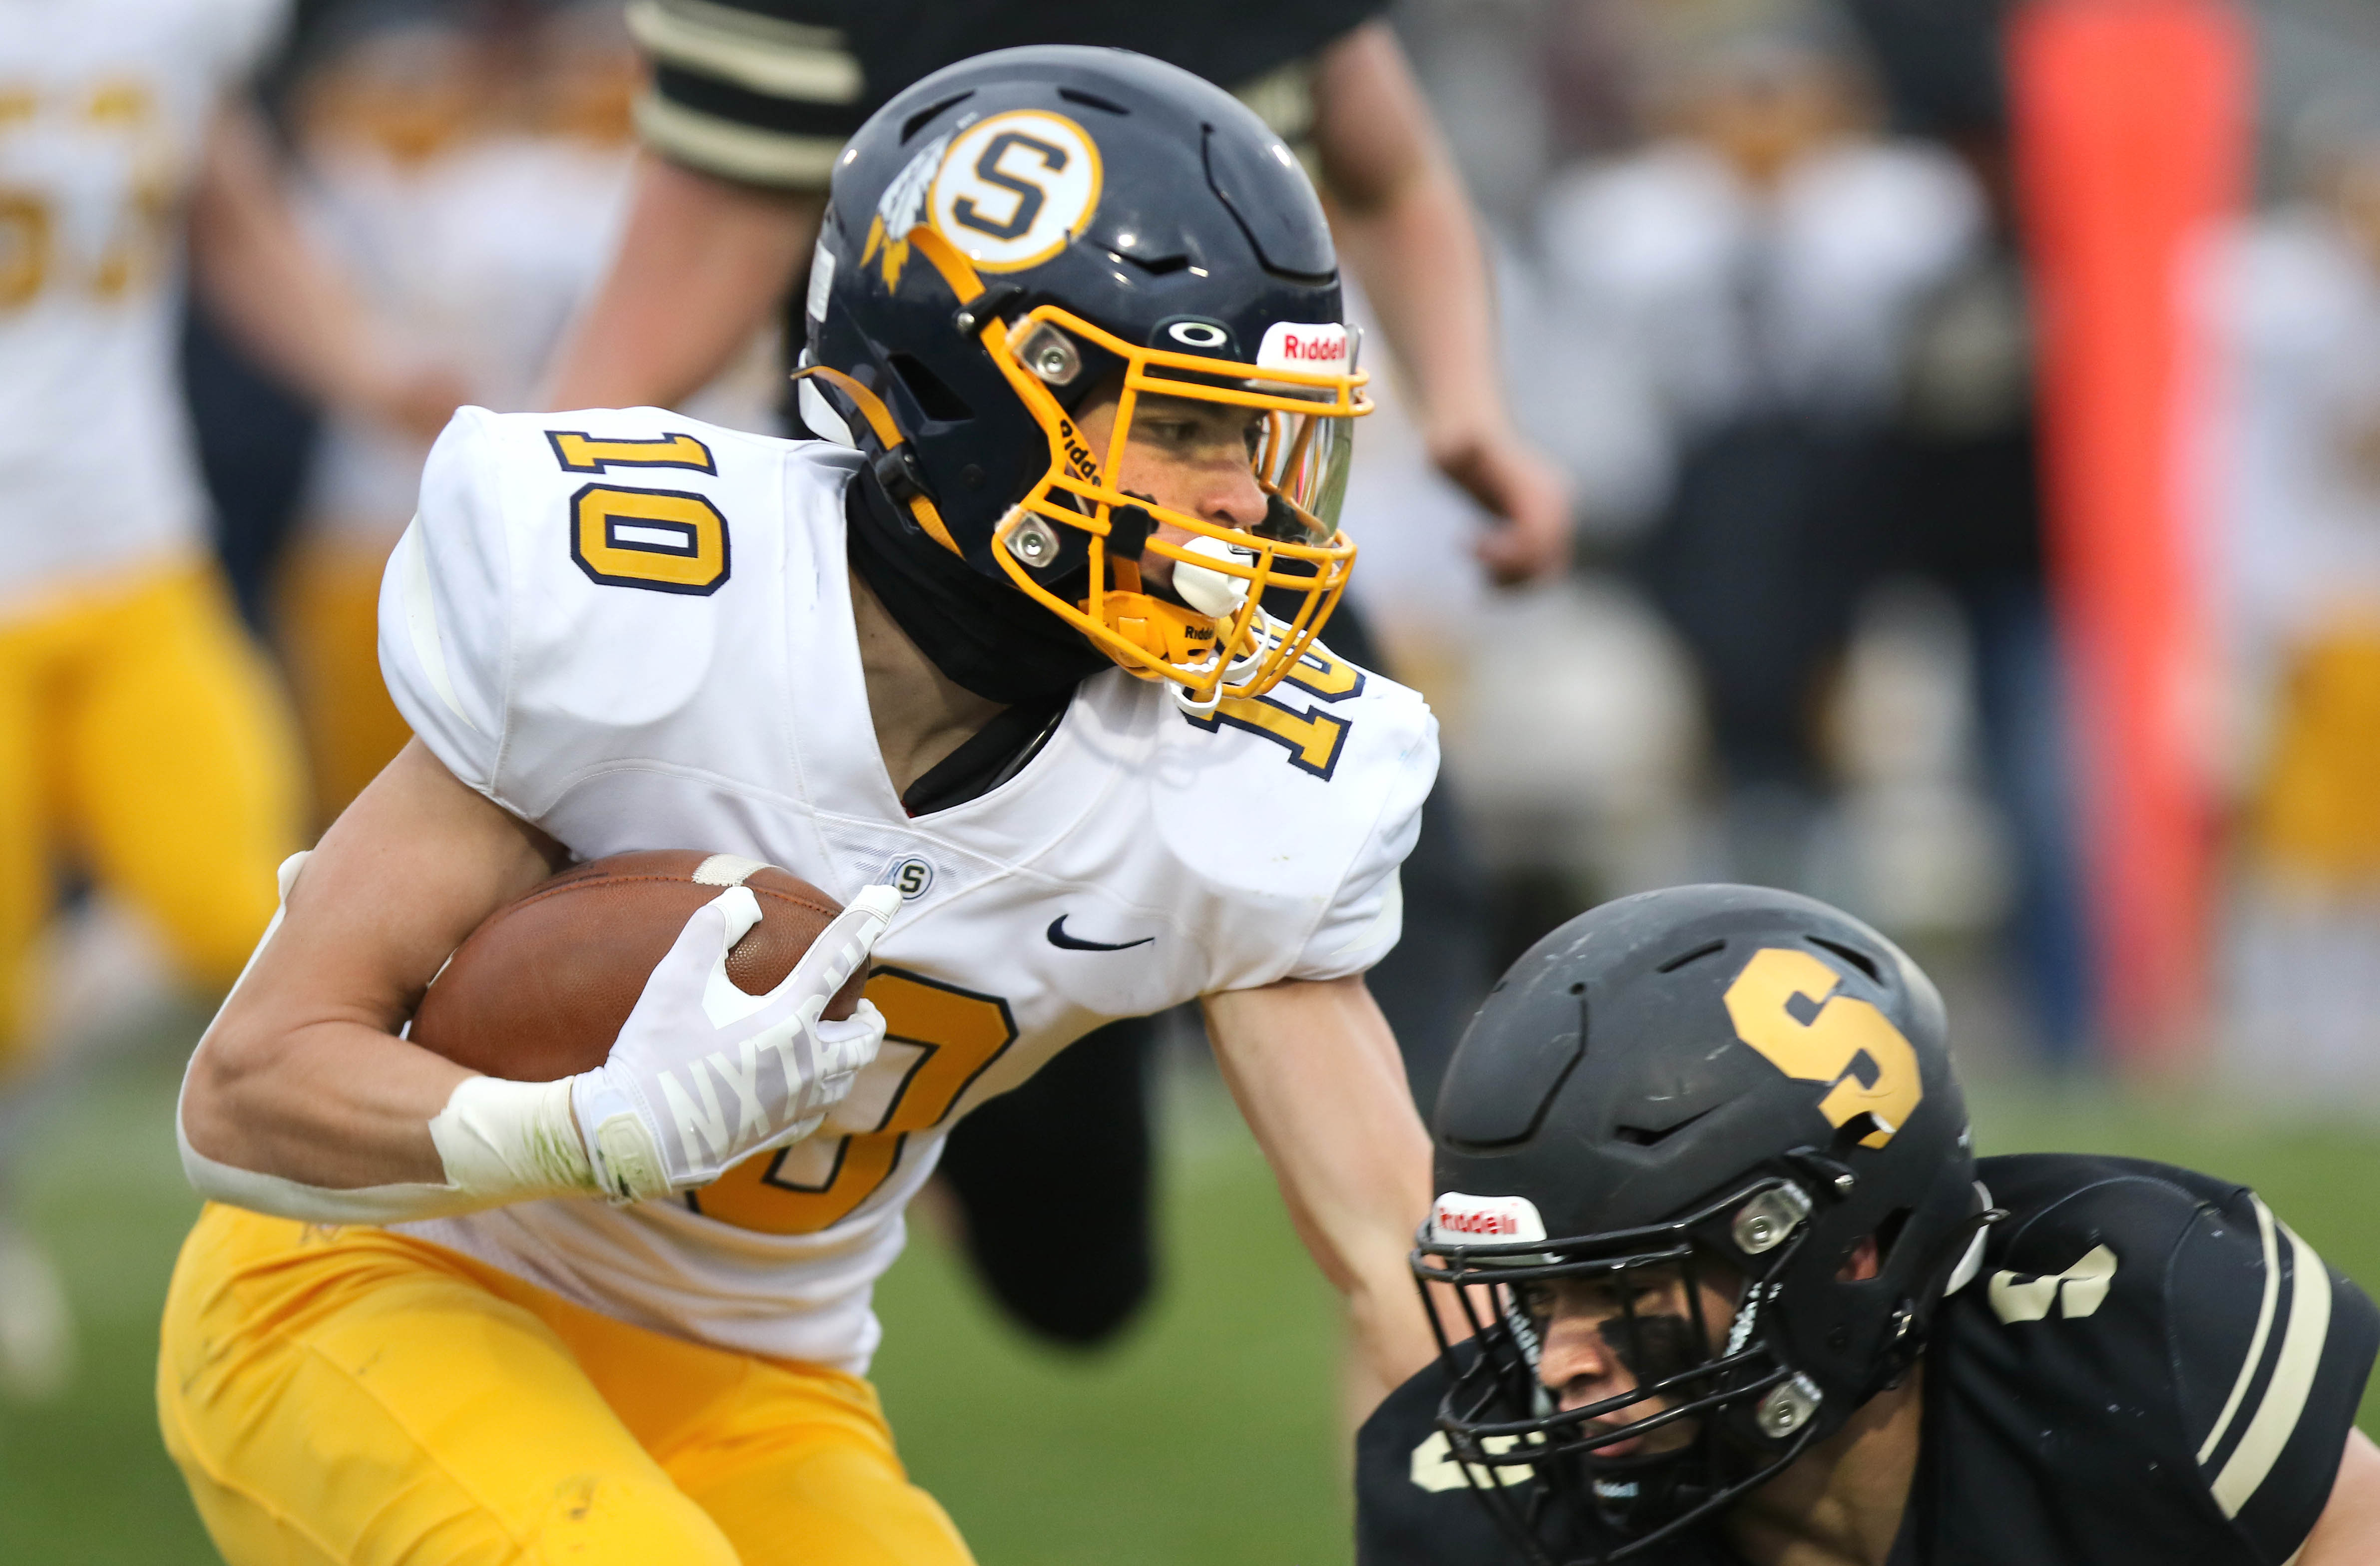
[1257,321,1351,374]
[1165,320,1230,349]
[1722,947,1923,1150]
[1429,1191,1548,1244]
[930,111,1102,271]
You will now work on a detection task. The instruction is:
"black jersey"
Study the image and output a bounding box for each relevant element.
[631,0,1383,191]
[1358,1153,2379,1566]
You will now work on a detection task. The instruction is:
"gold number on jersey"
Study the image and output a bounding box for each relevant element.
[689,970,1018,1235]
[1722,947,1922,1149]
[0,78,169,312]
[0,191,47,308]
[1183,642,1364,779]
[86,80,169,300]
[546,430,718,475]
[569,484,731,596]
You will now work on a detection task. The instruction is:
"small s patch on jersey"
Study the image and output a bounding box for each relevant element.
[882,856,935,900]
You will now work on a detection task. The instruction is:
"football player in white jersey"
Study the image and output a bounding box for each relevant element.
[0,0,457,1396]
[164,46,1442,1566]
[278,1,785,825]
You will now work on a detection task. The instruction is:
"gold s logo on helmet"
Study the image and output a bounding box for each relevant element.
[1723,947,1922,1149]
[929,110,1102,271]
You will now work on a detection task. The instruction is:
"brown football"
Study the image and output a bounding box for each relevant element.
[409,850,867,1082]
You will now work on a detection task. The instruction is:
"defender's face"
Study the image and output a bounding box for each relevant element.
[1072,388,1269,596]
[1519,1262,1744,1459]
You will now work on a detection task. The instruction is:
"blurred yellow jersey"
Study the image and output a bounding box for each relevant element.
[0,0,288,611]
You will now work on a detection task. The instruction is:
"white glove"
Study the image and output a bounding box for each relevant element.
[569,883,898,1202]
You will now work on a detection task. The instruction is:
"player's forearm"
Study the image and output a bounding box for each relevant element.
[180,743,571,1208]
[2300,1429,2380,1566]
[183,1015,471,1190]
[540,153,819,410]
[1204,976,1439,1399]
[1314,22,1510,447]
[186,103,399,417]
[1331,176,1508,446]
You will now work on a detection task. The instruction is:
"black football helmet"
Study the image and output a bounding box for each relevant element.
[1414,885,1995,1563]
[798,45,1368,710]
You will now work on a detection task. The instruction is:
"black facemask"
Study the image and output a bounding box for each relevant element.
[843,468,1112,707]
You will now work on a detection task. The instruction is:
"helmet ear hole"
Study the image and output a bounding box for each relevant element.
[1836,1208,1913,1281]
[888,354,974,422]
[1874,1205,1912,1262]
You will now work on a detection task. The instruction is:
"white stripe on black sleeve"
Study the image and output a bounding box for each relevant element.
[627,0,861,105]
[2210,1215,2335,1518]
[633,93,845,188]
[2198,1192,2283,1466]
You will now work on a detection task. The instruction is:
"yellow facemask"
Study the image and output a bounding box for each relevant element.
[797,225,1369,710]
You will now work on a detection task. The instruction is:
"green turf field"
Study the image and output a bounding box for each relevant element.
[0,1031,2373,1564]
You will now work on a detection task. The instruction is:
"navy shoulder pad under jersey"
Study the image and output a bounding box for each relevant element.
[1898,1152,2378,1566]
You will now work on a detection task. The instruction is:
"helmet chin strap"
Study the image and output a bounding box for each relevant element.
[789,364,964,558]
[843,470,1112,706]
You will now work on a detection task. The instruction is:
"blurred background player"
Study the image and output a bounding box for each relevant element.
[1535,10,1983,894]
[0,0,459,1398]
[1429,0,2090,1072]
[540,0,1571,1353]
[274,0,778,823]
[2215,97,2380,1092]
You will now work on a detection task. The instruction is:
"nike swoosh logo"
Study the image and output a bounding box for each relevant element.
[1046,916,1155,952]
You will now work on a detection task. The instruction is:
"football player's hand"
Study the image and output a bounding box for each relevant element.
[568,883,899,1201]
[1430,425,1575,587]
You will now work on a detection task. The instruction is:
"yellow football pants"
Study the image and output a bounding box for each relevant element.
[275,535,410,826]
[2253,629,2380,881]
[159,1203,975,1566]
[0,564,300,1067]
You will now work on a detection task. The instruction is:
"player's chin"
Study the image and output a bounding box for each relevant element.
[1137,552,1180,596]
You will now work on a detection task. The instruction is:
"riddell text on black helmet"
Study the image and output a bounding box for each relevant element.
[1414,884,1993,1563]
[798,46,1372,711]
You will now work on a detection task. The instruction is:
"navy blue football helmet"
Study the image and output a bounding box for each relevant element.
[798,45,1368,708]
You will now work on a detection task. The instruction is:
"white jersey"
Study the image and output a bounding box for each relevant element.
[380,406,1435,1372]
[0,0,288,610]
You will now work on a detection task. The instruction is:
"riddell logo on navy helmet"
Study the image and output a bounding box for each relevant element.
[1257,321,1351,373]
